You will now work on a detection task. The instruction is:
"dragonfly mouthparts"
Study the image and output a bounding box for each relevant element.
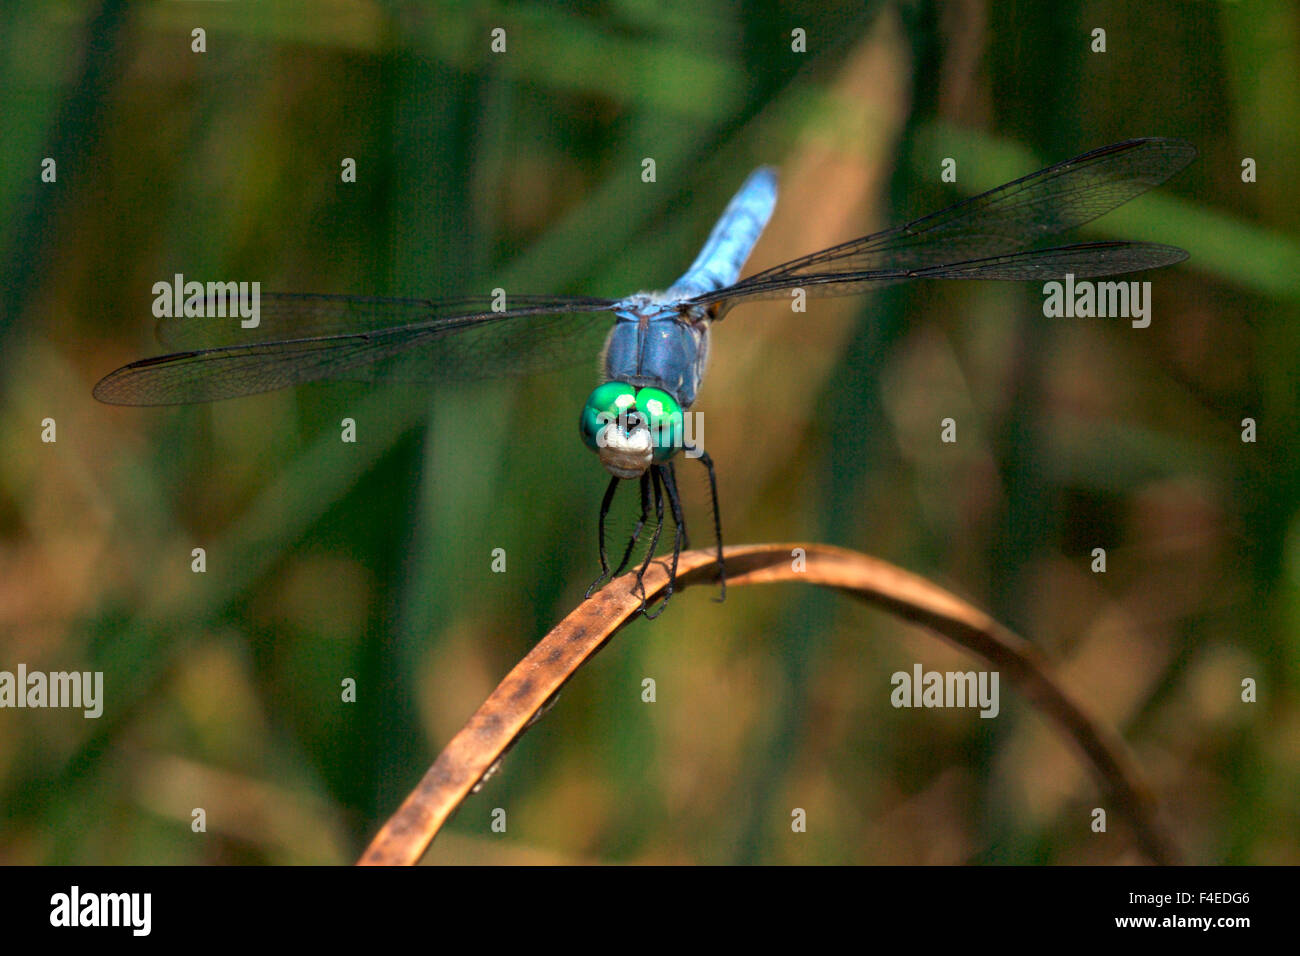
[597,421,654,479]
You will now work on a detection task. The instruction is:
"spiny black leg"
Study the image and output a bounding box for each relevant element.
[676,459,692,551]
[664,461,686,580]
[609,471,652,580]
[643,462,686,619]
[585,475,621,598]
[696,449,726,602]
[632,467,666,612]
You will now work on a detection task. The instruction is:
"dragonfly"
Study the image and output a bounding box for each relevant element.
[95,137,1196,617]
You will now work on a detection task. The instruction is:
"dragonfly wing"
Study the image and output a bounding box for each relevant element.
[693,138,1195,306]
[95,295,617,406]
[156,293,615,348]
[737,241,1189,298]
[901,241,1189,281]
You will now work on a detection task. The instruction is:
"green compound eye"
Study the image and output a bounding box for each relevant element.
[635,387,683,462]
[579,382,636,450]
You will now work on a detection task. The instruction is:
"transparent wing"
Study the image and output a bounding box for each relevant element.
[786,240,1188,290]
[692,137,1196,306]
[94,293,618,406]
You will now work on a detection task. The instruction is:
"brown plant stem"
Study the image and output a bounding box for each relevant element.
[358,542,1179,866]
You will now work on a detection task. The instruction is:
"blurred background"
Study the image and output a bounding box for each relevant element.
[0,0,1296,865]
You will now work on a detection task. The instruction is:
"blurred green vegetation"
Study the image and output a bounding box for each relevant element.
[0,0,1296,864]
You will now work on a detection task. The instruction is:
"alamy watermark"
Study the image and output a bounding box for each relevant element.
[0,664,102,718]
[593,409,705,458]
[50,886,150,936]
[891,663,999,718]
[1042,273,1154,328]
[154,273,261,329]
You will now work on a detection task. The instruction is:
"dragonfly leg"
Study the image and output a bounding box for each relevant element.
[584,476,621,598]
[643,462,685,619]
[632,467,666,613]
[694,448,726,602]
[609,472,652,580]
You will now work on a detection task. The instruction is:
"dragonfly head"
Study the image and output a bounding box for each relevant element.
[579,382,684,479]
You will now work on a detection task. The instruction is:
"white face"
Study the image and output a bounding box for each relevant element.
[596,419,653,478]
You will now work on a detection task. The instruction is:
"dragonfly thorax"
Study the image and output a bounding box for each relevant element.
[602,295,711,410]
[580,382,685,478]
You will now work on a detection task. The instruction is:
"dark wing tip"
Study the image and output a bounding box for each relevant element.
[92,351,205,406]
[1106,136,1198,174]
[92,366,157,406]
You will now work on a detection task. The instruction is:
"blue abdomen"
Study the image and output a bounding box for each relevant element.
[667,167,778,299]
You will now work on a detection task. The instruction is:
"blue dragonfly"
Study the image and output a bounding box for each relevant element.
[95,138,1196,616]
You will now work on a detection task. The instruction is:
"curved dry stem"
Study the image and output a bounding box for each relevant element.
[358,543,1179,866]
